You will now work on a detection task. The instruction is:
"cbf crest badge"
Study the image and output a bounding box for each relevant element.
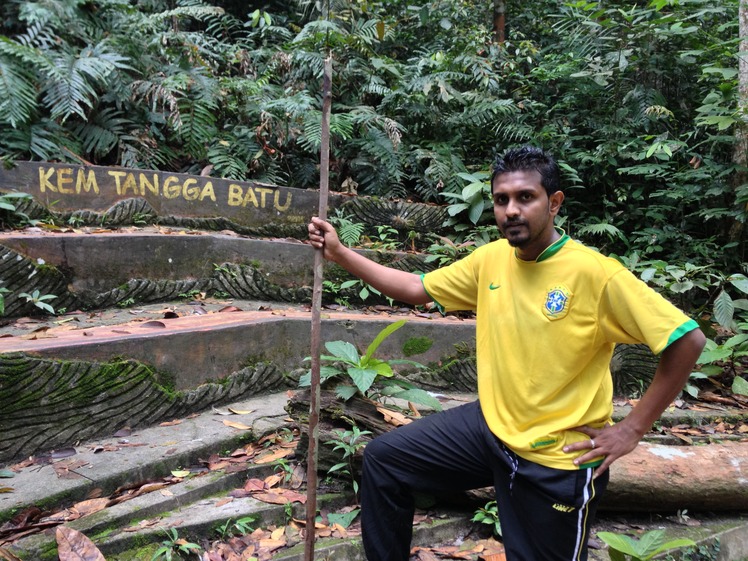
[543,284,572,320]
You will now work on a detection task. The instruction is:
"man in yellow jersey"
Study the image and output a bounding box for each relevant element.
[307,145,705,561]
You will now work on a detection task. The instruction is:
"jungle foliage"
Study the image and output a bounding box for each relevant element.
[0,1,745,314]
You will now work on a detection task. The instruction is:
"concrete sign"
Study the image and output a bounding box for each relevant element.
[0,161,328,230]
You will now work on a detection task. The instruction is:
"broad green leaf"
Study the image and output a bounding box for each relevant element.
[388,387,442,410]
[733,375,748,397]
[325,340,361,365]
[387,359,428,369]
[468,199,485,224]
[649,538,698,557]
[669,280,693,293]
[697,347,732,365]
[335,384,358,401]
[328,509,360,528]
[371,360,394,377]
[640,268,657,282]
[728,274,748,294]
[349,367,378,394]
[713,289,734,328]
[461,182,485,200]
[723,333,748,349]
[0,469,14,478]
[596,532,642,556]
[364,320,405,361]
[636,529,667,557]
[699,364,723,376]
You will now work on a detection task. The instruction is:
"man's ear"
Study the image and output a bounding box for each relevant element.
[549,190,564,216]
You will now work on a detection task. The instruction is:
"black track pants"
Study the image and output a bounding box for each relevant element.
[359,401,609,561]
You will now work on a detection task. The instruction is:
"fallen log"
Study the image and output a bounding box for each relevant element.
[287,391,748,512]
[601,441,748,512]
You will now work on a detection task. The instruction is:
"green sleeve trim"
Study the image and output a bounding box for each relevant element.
[665,319,700,350]
[420,273,445,315]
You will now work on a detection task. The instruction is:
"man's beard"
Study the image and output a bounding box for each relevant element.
[501,221,529,247]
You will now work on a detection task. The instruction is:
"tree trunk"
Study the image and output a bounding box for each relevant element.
[729,0,748,253]
[493,0,506,44]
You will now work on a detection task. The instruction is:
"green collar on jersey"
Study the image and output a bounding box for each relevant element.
[518,227,569,263]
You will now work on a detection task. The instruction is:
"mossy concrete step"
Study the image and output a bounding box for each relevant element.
[0,298,476,463]
[0,227,432,317]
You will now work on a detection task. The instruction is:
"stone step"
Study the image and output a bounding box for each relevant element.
[0,296,476,464]
[3,390,748,561]
[0,226,430,317]
[2,390,478,561]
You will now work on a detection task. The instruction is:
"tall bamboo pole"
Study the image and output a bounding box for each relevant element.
[304,55,333,561]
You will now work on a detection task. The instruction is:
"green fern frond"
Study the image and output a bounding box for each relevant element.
[141,6,226,29]
[492,120,534,144]
[73,107,129,159]
[576,222,625,240]
[448,99,516,128]
[0,55,37,127]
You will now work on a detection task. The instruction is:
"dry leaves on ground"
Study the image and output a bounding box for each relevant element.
[56,526,106,561]
[0,430,300,547]
[411,537,505,561]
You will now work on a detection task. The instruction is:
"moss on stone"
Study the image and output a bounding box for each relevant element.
[402,336,433,357]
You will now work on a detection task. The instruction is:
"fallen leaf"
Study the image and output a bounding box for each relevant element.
[212,406,232,416]
[113,428,132,437]
[222,420,251,430]
[228,407,253,415]
[214,497,233,508]
[0,547,23,560]
[159,419,183,427]
[171,470,190,478]
[376,406,412,427]
[123,518,161,533]
[263,474,283,488]
[253,490,307,505]
[0,487,13,493]
[140,321,166,328]
[53,459,90,479]
[254,447,294,464]
[480,553,507,561]
[244,478,267,492]
[72,498,110,517]
[56,526,106,561]
[0,470,15,479]
[50,448,77,459]
[257,538,286,552]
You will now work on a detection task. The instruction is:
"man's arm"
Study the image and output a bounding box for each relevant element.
[564,327,706,475]
[308,217,431,306]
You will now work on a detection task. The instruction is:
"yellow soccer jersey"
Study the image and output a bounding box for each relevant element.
[421,231,698,470]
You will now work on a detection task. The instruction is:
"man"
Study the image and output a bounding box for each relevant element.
[307,145,705,561]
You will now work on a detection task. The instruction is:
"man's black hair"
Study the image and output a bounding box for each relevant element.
[491,145,560,196]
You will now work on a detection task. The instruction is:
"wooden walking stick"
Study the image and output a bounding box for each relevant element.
[304,55,333,561]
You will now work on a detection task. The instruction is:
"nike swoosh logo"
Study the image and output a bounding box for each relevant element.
[489,283,501,290]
